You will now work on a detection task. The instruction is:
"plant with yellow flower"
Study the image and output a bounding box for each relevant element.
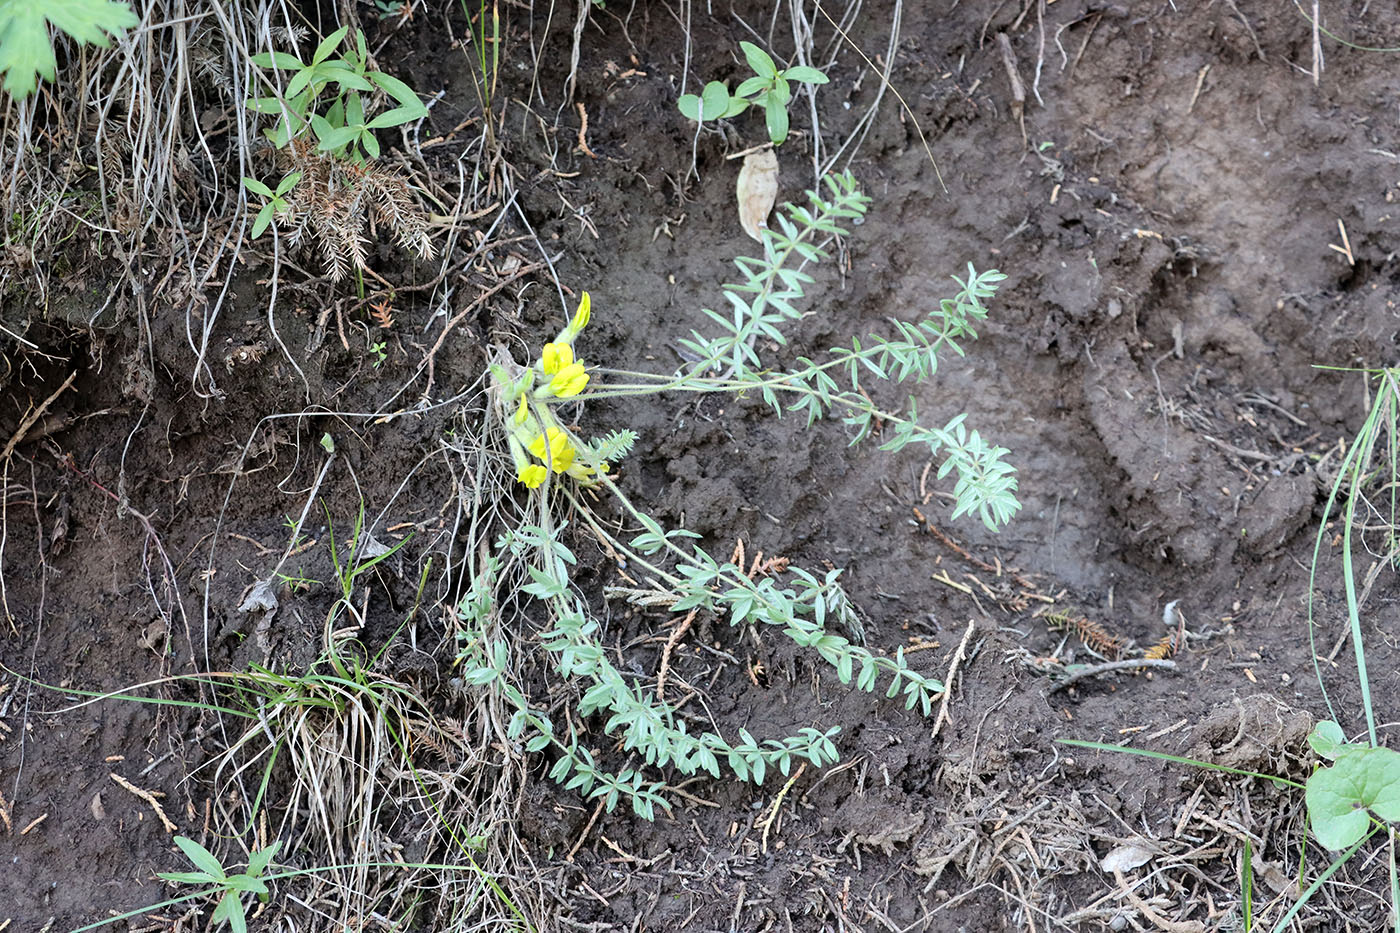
[461,171,1018,822]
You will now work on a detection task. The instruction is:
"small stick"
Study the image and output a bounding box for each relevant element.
[1186,64,1210,114]
[1328,219,1355,265]
[932,619,977,739]
[2,370,78,461]
[655,609,697,702]
[566,798,605,861]
[575,102,597,159]
[996,33,1027,146]
[110,773,178,833]
[19,813,47,835]
[1046,658,1177,694]
[757,764,805,854]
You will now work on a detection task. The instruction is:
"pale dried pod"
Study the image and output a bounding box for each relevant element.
[736,149,779,242]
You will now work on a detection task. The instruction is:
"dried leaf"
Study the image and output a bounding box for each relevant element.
[1099,841,1154,873]
[736,149,779,242]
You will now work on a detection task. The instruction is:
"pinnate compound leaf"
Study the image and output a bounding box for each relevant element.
[1305,746,1400,851]
[0,0,137,99]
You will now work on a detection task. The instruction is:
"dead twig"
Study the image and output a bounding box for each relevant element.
[932,619,976,740]
[2,369,78,461]
[655,609,697,703]
[1046,658,1178,695]
[110,772,178,833]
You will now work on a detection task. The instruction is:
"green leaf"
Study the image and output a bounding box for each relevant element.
[700,80,731,121]
[251,203,275,238]
[365,104,422,130]
[214,890,248,933]
[316,124,360,152]
[274,171,303,196]
[1309,721,1351,761]
[312,26,349,65]
[241,177,274,198]
[1305,746,1400,850]
[735,75,768,98]
[764,97,789,145]
[245,841,281,876]
[781,65,828,84]
[369,72,428,115]
[720,96,749,119]
[360,129,380,158]
[284,66,316,100]
[157,870,217,885]
[677,93,703,122]
[251,50,304,71]
[740,41,778,78]
[172,836,227,881]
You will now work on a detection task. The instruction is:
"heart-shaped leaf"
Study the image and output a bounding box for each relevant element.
[1305,746,1400,850]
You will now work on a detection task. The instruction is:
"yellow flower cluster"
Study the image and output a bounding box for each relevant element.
[503,292,611,489]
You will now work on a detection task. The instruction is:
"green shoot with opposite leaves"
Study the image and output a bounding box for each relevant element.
[158,837,281,933]
[678,41,828,145]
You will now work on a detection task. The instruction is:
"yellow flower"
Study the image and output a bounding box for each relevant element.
[547,362,589,398]
[540,342,574,375]
[513,395,531,425]
[566,459,610,485]
[571,292,591,333]
[528,427,576,472]
[517,464,547,488]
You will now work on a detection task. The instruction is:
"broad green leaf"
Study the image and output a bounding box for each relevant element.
[156,870,217,885]
[700,80,731,121]
[1306,746,1400,851]
[365,105,421,129]
[173,836,227,880]
[273,171,303,196]
[1309,720,1350,761]
[782,65,828,84]
[245,841,281,875]
[677,93,702,121]
[740,41,778,78]
[360,129,380,158]
[0,4,54,98]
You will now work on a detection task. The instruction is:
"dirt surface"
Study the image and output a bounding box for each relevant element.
[5,0,1400,930]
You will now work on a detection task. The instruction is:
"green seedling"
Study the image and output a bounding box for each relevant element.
[678,41,828,145]
[370,340,388,367]
[241,171,303,238]
[0,0,138,99]
[158,836,281,933]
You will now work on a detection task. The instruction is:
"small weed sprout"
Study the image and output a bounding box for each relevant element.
[463,171,1018,819]
[678,41,828,145]
[158,836,281,933]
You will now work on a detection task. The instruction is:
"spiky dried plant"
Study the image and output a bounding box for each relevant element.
[275,137,434,282]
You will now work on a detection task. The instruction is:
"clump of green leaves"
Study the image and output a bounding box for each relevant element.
[678,41,828,145]
[159,836,281,933]
[247,25,428,162]
[0,0,137,99]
